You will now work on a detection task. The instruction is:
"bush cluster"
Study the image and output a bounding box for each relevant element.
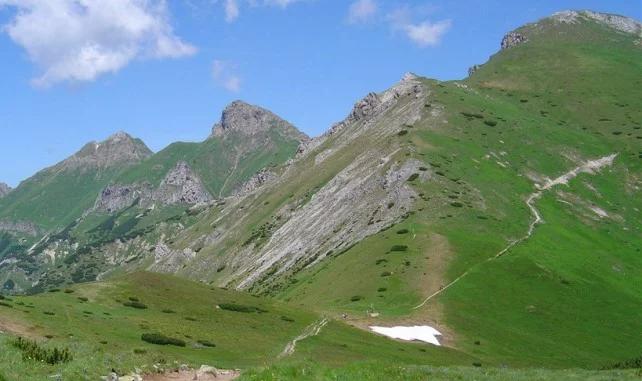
[11,337,72,365]
[123,301,148,309]
[141,333,186,347]
[218,303,267,313]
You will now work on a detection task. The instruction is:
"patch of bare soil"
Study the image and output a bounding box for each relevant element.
[143,369,240,381]
[0,318,42,339]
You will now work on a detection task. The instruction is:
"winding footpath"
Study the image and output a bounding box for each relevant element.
[414,154,617,309]
[279,318,329,358]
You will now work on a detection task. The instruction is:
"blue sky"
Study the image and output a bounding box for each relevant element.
[0,0,640,187]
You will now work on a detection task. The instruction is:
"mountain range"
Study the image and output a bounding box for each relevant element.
[0,9,640,380]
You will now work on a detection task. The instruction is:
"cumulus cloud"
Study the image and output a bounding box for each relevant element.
[401,19,451,47]
[387,5,451,47]
[0,0,196,87]
[347,0,378,24]
[212,60,241,92]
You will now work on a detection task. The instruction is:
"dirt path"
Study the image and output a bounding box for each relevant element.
[143,369,239,381]
[413,153,617,309]
[279,318,328,358]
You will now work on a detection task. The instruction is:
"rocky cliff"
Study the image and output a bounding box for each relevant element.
[58,131,153,172]
[0,183,11,198]
[211,101,309,142]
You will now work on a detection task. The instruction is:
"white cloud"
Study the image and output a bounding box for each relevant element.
[0,0,196,87]
[223,0,303,22]
[347,0,377,24]
[212,60,241,92]
[402,19,451,47]
[387,6,451,47]
[224,0,240,22]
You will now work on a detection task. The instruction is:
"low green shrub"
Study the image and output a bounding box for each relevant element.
[484,120,498,127]
[218,303,267,313]
[380,271,392,277]
[11,337,72,365]
[280,315,295,322]
[390,245,408,252]
[197,340,216,348]
[350,295,363,302]
[161,309,175,314]
[141,333,186,347]
[377,287,387,292]
[396,229,409,234]
[602,355,642,370]
[123,301,148,309]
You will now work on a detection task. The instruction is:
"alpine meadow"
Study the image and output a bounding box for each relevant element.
[0,4,640,381]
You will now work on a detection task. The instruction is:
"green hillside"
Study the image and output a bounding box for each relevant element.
[0,272,471,380]
[0,9,640,381]
[270,12,642,368]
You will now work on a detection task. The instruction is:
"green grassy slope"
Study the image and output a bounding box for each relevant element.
[116,128,301,198]
[268,15,642,368]
[0,167,123,230]
[0,272,471,380]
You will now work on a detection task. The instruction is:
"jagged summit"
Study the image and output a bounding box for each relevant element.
[550,10,641,35]
[59,131,153,171]
[0,183,11,198]
[211,100,308,142]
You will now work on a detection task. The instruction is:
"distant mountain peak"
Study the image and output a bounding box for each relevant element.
[550,10,641,35]
[59,131,153,172]
[0,183,11,198]
[211,100,308,142]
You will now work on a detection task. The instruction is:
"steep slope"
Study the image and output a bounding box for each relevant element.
[151,10,641,367]
[0,101,308,293]
[0,132,152,231]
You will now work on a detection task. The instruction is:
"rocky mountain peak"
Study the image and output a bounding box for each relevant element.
[551,10,641,35]
[60,131,153,171]
[211,101,308,142]
[0,183,11,198]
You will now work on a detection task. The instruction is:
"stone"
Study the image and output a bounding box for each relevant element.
[60,131,152,171]
[154,161,213,205]
[211,100,309,142]
[501,31,528,49]
[0,183,11,198]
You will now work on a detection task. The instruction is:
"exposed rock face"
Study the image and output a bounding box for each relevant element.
[155,161,213,205]
[501,31,528,49]
[149,242,196,273]
[211,101,309,142]
[298,73,424,156]
[235,157,430,289]
[468,64,482,77]
[59,131,153,172]
[92,162,212,213]
[233,169,277,196]
[0,183,11,198]
[92,183,154,213]
[552,10,642,35]
[0,219,40,236]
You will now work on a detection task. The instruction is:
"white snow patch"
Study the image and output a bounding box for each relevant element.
[370,325,442,346]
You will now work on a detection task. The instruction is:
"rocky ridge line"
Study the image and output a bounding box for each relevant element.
[0,183,11,198]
